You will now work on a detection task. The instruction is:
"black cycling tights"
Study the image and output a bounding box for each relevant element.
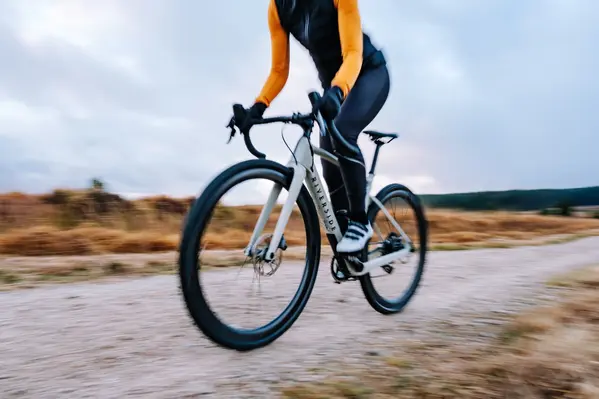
[320,63,390,232]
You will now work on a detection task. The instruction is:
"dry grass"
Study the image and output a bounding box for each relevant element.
[280,265,599,398]
[545,266,599,289]
[427,210,599,243]
[0,226,179,256]
[1,190,599,256]
[0,256,178,290]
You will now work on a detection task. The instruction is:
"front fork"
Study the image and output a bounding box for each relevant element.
[243,163,306,261]
[244,135,317,261]
[243,182,282,257]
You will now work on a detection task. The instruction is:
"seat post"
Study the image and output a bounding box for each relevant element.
[369,141,383,175]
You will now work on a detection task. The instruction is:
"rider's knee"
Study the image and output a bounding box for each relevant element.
[331,120,360,158]
[333,136,362,163]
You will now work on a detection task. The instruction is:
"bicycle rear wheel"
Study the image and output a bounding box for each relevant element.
[360,183,428,314]
[178,159,321,351]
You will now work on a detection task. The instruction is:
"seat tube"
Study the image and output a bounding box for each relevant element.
[366,143,381,208]
[365,173,374,208]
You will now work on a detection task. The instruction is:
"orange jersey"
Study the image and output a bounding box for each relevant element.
[255,0,380,107]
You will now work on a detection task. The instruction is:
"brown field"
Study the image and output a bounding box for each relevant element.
[1,189,599,257]
[280,264,599,398]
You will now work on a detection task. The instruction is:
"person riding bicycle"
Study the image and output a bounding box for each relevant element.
[235,0,390,254]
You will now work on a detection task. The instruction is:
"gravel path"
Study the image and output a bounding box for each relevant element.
[1,236,598,398]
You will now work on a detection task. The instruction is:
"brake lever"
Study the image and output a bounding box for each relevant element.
[226,117,237,144]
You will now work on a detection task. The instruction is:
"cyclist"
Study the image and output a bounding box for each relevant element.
[236,0,390,254]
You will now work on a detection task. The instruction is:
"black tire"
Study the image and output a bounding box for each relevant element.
[178,159,321,351]
[359,184,428,314]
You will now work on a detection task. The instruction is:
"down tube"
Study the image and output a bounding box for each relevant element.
[304,167,343,244]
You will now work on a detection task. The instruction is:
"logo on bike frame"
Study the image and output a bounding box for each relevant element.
[310,175,336,233]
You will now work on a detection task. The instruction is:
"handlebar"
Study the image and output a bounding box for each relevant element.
[227,91,361,159]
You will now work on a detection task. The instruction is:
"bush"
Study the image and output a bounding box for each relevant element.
[558,202,572,216]
[150,196,188,215]
[539,207,562,216]
[41,189,72,206]
[538,201,575,217]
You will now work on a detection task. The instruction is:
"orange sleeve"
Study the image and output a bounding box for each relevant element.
[255,0,290,107]
[331,0,364,97]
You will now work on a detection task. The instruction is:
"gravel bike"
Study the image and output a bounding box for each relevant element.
[178,91,428,351]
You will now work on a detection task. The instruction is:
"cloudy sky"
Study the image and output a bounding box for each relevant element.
[1,0,598,202]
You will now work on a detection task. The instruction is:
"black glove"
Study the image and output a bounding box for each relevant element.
[229,102,267,132]
[313,86,344,121]
[248,102,267,120]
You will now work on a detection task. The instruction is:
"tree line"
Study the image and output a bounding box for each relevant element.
[420,186,599,211]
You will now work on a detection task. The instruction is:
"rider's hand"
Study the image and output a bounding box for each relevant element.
[248,102,267,120]
[229,102,267,132]
[313,86,344,121]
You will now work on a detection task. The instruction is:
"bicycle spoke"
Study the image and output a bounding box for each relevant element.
[373,222,385,242]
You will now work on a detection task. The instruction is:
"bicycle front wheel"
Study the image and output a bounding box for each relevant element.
[178,159,321,351]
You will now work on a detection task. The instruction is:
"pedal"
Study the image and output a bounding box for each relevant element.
[344,254,362,264]
[330,257,358,283]
[340,254,364,274]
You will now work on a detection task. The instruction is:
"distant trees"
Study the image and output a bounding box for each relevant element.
[90,178,105,192]
[422,186,599,212]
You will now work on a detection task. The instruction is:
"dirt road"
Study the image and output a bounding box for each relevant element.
[1,237,598,398]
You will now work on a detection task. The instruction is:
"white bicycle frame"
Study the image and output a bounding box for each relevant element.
[243,115,413,277]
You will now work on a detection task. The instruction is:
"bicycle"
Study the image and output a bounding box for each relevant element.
[178,91,428,351]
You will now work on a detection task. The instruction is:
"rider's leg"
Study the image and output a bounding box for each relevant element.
[322,63,390,253]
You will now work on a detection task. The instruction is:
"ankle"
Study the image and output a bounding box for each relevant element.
[349,211,368,225]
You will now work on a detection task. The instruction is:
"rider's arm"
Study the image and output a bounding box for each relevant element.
[331,0,364,98]
[255,0,290,107]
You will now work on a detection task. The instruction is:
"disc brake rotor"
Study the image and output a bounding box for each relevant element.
[251,234,283,277]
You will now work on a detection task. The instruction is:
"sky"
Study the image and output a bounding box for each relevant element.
[0,0,598,204]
